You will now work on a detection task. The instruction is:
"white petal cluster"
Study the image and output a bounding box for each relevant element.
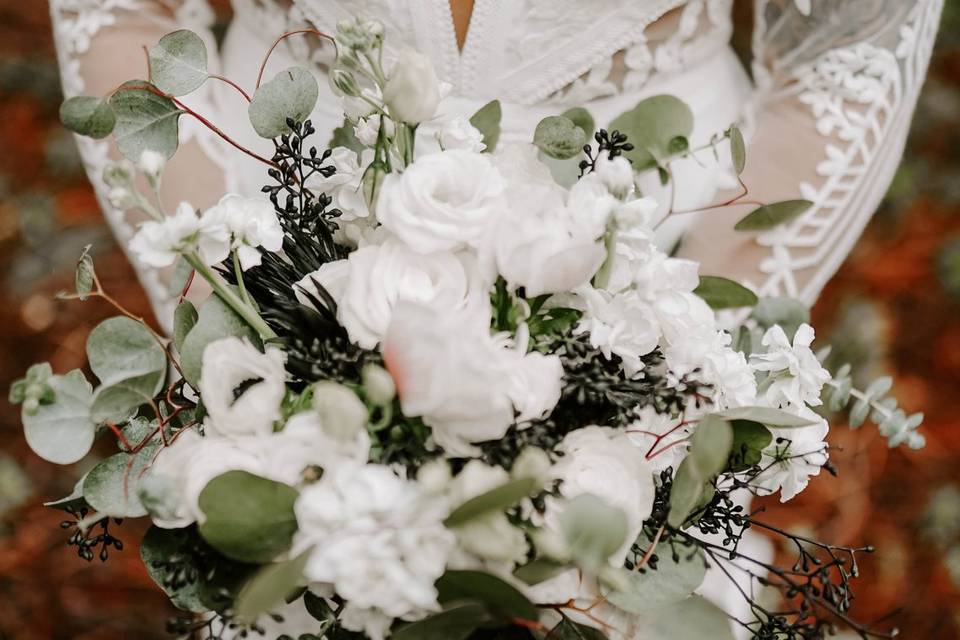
[751,324,832,408]
[294,464,455,640]
[753,407,830,502]
[437,116,486,152]
[204,194,284,270]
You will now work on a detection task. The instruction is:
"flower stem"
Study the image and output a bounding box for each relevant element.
[232,250,253,307]
[184,253,276,340]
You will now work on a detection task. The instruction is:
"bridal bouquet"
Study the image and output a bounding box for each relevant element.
[14,18,926,640]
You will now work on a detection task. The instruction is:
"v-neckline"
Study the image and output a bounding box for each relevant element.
[449,0,476,52]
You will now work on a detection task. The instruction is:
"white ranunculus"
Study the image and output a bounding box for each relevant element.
[751,323,831,408]
[298,238,477,349]
[437,116,486,152]
[377,150,505,254]
[383,48,441,124]
[202,194,284,270]
[447,461,528,564]
[382,300,561,456]
[294,464,455,640]
[129,201,230,268]
[199,337,287,438]
[754,406,829,501]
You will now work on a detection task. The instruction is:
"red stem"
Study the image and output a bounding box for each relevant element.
[208,73,252,102]
[256,28,338,89]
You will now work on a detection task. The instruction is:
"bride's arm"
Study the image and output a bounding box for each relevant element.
[678,0,943,305]
[50,1,227,326]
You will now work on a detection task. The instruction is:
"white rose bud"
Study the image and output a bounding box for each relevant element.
[138,149,166,187]
[330,69,361,97]
[107,186,136,210]
[102,160,135,189]
[362,363,396,405]
[383,49,440,124]
[512,447,553,483]
[312,381,369,441]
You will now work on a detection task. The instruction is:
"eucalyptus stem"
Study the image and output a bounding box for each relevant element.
[184,253,276,340]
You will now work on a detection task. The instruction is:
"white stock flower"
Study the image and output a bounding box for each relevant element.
[137,149,166,182]
[447,461,528,564]
[437,116,486,152]
[751,323,831,408]
[203,194,284,270]
[297,238,477,349]
[382,301,561,456]
[294,464,455,640]
[592,155,635,199]
[575,286,660,376]
[199,337,286,438]
[754,407,830,502]
[129,201,230,268]
[377,149,505,254]
[383,48,440,124]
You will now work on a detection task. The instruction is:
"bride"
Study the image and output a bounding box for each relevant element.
[48,0,942,636]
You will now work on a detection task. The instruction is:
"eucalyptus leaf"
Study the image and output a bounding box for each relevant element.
[109,81,183,160]
[469,99,502,153]
[23,370,95,465]
[198,470,299,564]
[173,300,198,353]
[83,432,161,518]
[234,549,311,623]
[59,96,116,139]
[637,595,735,640]
[141,526,208,612]
[87,316,166,388]
[167,258,194,298]
[750,297,810,339]
[559,494,628,570]
[548,619,609,639]
[693,276,758,310]
[714,406,817,428]
[180,290,261,385]
[248,67,319,138]
[444,477,537,528]
[562,107,595,139]
[75,245,96,300]
[44,476,88,513]
[533,115,586,160]
[667,416,733,527]
[667,458,707,528]
[514,558,569,586]
[729,125,746,175]
[603,543,706,614]
[734,200,812,232]
[391,603,491,640]
[436,570,538,622]
[727,420,773,471]
[148,30,209,96]
[90,372,164,424]
[609,95,694,170]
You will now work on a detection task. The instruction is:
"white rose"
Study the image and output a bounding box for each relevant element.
[202,194,284,270]
[377,150,505,254]
[129,201,230,268]
[199,337,286,438]
[437,116,486,152]
[383,48,440,124]
[298,238,477,349]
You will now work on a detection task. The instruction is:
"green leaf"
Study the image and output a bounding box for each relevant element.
[198,471,299,564]
[167,258,194,298]
[639,595,735,640]
[714,406,817,428]
[734,200,813,232]
[392,603,491,640]
[234,549,311,624]
[610,95,694,170]
[248,67,319,138]
[514,558,569,586]
[604,543,706,614]
[729,125,746,175]
[180,290,261,386]
[547,619,608,639]
[329,117,364,155]
[23,370,95,465]
[561,107,595,139]
[44,477,88,513]
[693,276,758,310]
[141,526,207,612]
[469,99,502,153]
[667,458,707,528]
[668,415,732,527]
[436,570,538,622]
[727,420,773,471]
[59,96,116,139]
[444,477,537,528]
[83,429,162,517]
[533,115,586,160]
[173,300,198,353]
[750,297,810,339]
[559,494,628,570]
[148,30,209,96]
[87,316,165,388]
[90,373,164,424]
[109,81,183,161]
[75,245,96,300]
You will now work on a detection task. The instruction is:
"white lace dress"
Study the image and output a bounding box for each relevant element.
[47,0,943,636]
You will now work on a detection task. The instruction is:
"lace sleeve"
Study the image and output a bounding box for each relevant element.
[50,0,223,329]
[681,0,943,304]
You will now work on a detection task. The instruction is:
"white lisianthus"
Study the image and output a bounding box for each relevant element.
[354,114,394,147]
[130,201,230,268]
[203,194,284,270]
[753,406,830,501]
[298,238,477,349]
[377,150,505,254]
[751,323,831,408]
[437,116,486,152]
[309,147,371,221]
[199,337,286,438]
[383,48,440,124]
[382,301,562,456]
[294,464,455,640]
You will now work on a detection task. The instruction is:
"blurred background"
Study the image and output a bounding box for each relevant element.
[0,2,958,638]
